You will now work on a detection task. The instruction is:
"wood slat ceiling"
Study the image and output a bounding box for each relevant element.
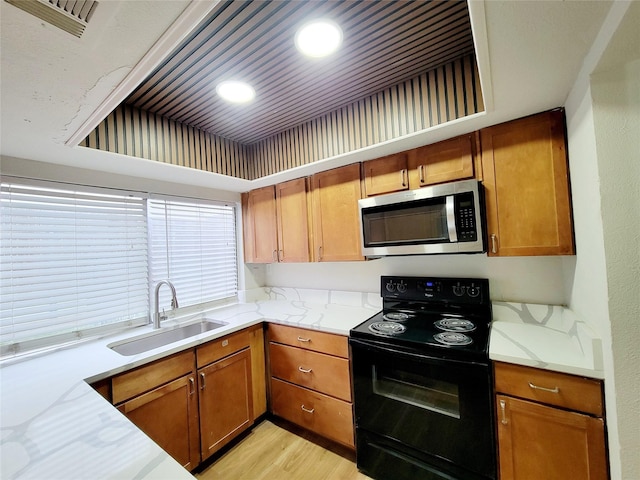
[125,0,475,145]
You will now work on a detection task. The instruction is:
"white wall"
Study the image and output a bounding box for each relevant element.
[590,59,639,480]
[563,2,639,478]
[260,254,568,305]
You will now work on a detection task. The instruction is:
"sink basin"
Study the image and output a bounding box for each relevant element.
[109,319,228,356]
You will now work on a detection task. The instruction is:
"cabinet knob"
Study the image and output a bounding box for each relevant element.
[199,372,206,390]
[418,165,425,184]
[490,234,498,254]
[189,377,195,395]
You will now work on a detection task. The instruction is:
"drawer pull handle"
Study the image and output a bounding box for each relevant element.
[301,405,315,414]
[491,234,498,254]
[297,336,311,342]
[528,382,559,394]
[499,399,508,425]
[200,372,206,390]
[298,366,312,373]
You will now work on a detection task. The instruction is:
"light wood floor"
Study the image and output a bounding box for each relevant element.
[195,419,372,480]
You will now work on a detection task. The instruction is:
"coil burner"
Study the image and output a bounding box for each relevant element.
[433,332,473,346]
[382,311,411,322]
[434,317,476,333]
[368,321,406,336]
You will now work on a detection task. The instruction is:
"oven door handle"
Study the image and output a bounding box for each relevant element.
[349,337,489,368]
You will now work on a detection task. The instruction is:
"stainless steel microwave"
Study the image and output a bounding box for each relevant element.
[358,179,485,256]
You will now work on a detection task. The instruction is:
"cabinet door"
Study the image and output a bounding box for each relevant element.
[198,348,253,460]
[496,395,608,480]
[310,163,364,262]
[481,110,575,256]
[244,186,278,263]
[362,152,409,196]
[275,178,310,262]
[408,134,475,188]
[117,374,200,471]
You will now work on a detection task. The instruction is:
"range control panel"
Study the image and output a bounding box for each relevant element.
[382,275,489,305]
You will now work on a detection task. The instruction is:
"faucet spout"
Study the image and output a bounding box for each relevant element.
[153,280,179,329]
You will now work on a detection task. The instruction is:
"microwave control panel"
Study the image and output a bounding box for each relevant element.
[454,192,477,242]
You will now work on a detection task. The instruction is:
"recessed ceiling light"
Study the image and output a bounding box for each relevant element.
[216,81,255,104]
[295,19,342,58]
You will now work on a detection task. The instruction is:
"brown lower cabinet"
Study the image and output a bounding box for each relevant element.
[198,348,253,460]
[104,324,267,471]
[117,373,200,470]
[267,324,355,448]
[494,362,608,479]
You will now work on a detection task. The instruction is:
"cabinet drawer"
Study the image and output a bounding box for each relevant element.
[196,329,251,368]
[112,350,194,404]
[269,343,351,401]
[268,324,348,358]
[494,362,603,416]
[271,377,354,448]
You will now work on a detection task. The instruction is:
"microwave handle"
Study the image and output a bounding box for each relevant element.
[446,195,458,242]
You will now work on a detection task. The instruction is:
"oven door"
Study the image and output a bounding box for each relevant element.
[350,338,496,480]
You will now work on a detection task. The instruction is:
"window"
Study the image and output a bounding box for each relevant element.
[147,197,237,312]
[0,179,238,358]
[0,180,148,356]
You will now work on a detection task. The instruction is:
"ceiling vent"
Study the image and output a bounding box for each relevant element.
[5,0,98,38]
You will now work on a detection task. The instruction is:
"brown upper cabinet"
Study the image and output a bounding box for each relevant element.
[242,179,310,263]
[362,152,409,196]
[362,133,477,197]
[275,178,311,262]
[242,186,277,263]
[481,109,575,256]
[407,133,476,189]
[310,163,364,262]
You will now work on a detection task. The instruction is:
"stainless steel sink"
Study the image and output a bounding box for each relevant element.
[109,319,228,356]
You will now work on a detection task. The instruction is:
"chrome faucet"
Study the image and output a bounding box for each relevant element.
[153,280,179,329]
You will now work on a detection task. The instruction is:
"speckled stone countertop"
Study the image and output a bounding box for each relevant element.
[0,288,381,480]
[489,302,604,379]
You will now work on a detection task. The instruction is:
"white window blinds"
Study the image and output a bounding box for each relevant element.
[0,180,149,356]
[147,197,237,312]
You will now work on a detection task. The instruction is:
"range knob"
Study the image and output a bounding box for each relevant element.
[452,283,465,296]
[385,281,396,292]
[467,284,481,297]
[397,282,407,293]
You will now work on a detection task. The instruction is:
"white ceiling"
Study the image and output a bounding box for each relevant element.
[0,0,614,193]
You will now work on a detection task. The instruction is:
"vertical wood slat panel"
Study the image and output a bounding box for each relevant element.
[82,104,251,179]
[83,55,482,181]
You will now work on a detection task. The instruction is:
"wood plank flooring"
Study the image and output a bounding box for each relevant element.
[195,419,372,480]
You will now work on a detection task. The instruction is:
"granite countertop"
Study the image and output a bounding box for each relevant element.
[0,288,605,480]
[0,288,381,480]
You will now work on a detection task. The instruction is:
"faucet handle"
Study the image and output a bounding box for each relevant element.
[160,308,168,321]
